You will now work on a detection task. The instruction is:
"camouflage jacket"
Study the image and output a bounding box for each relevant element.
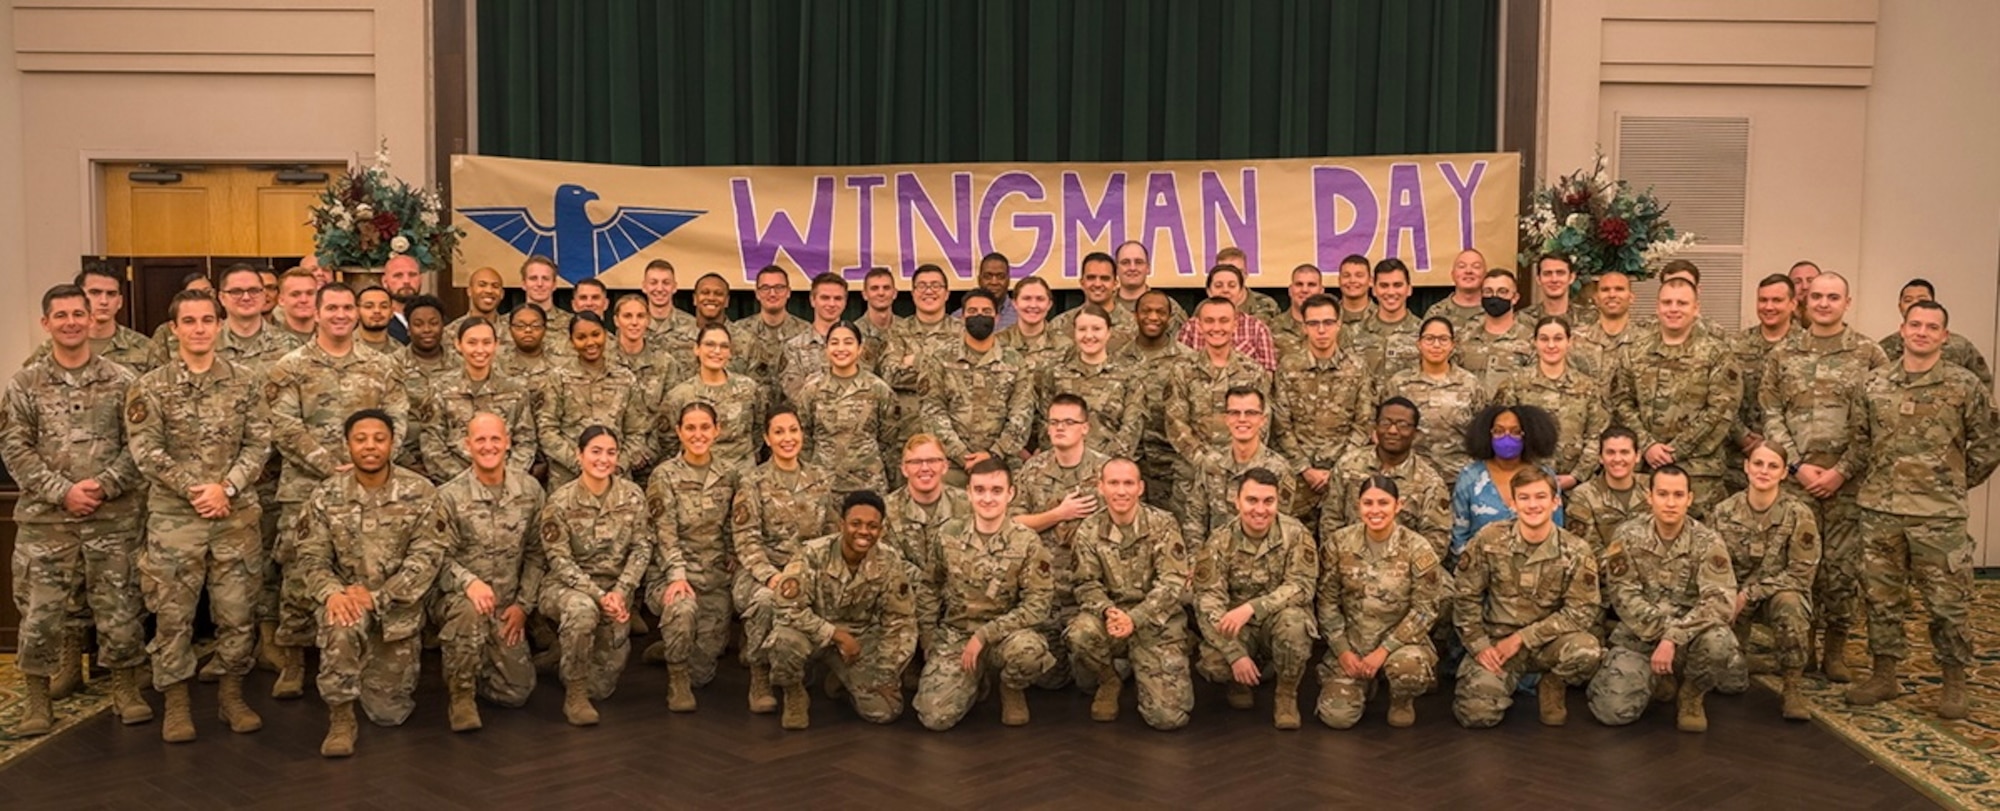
[1562,475,1649,556]
[1456,317,1537,391]
[1069,504,1190,630]
[1039,351,1143,458]
[795,368,898,495]
[436,468,547,610]
[919,340,1037,461]
[267,341,408,502]
[125,357,270,515]
[1600,518,1736,649]
[1707,490,1819,605]
[1272,346,1377,471]
[540,477,652,600]
[1318,445,1453,559]
[1318,523,1447,657]
[1385,365,1487,482]
[1164,350,1273,459]
[536,360,653,483]
[1852,361,2000,518]
[419,368,538,483]
[1610,329,1742,477]
[660,373,765,469]
[2,354,142,523]
[1758,327,1888,474]
[1194,514,1319,662]
[732,461,840,584]
[917,518,1054,647]
[774,534,916,647]
[883,485,969,581]
[1491,365,1612,482]
[1179,443,1296,549]
[643,455,739,586]
[1451,521,1600,653]
[294,468,449,641]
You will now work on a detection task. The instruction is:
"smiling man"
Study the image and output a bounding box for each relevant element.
[766,490,918,730]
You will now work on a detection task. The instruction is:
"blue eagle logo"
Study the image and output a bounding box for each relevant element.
[459,184,705,284]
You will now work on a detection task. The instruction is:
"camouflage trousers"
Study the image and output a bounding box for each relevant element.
[733,569,775,667]
[647,570,732,687]
[1315,641,1438,730]
[12,520,147,676]
[140,505,263,689]
[1034,598,1083,690]
[1452,631,1601,728]
[1194,605,1314,686]
[1790,481,1862,633]
[429,592,537,708]
[913,629,1055,731]
[766,624,915,724]
[1138,441,1180,518]
[317,612,421,726]
[253,475,281,624]
[273,502,319,648]
[541,584,631,700]
[1685,474,1728,521]
[1720,590,1812,694]
[1065,610,1192,730]
[1587,626,1737,726]
[1860,509,1975,668]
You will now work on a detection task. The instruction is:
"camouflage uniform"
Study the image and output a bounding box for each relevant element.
[539,477,652,700]
[1115,339,1194,512]
[1050,304,1137,351]
[1011,447,1110,687]
[1588,518,1737,725]
[395,348,455,473]
[918,341,1036,485]
[1038,351,1143,459]
[1241,291,1284,325]
[1726,327,1792,492]
[1178,444,1296,552]
[1422,298,1486,333]
[731,461,840,670]
[994,323,1072,381]
[1491,366,1612,484]
[1517,300,1598,328]
[1315,523,1447,728]
[431,469,546,707]
[731,312,811,397]
[3,355,146,677]
[1880,332,1992,386]
[794,368,898,497]
[535,361,654,486]
[1267,313,1307,361]
[1569,317,1647,379]
[1272,345,1377,519]
[876,315,959,463]
[1164,351,1273,464]
[1758,327,1888,646]
[1345,312,1423,378]
[535,305,574,345]
[610,341,684,413]
[646,308,701,359]
[268,342,409,648]
[418,368,538,483]
[1609,329,1742,517]
[126,357,271,688]
[294,468,448,725]
[1318,446,1453,559]
[1450,521,1603,728]
[659,373,765,470]
[1707,490,1819,690]
[1193,514,1318,688]
[1562,475,1650,556]
[911,519,1055,730]
[1066,504,1193,730]
[772,326,829,407]
[1455,318,1537,392]
[883,485,970,612]
[1851,360,2000,669]
[853,314,898,369]
[494,346,554,381]
[1385,365,1486,483]
[642,456,739,686]
[28,325,156,376]
[766,535,918,723]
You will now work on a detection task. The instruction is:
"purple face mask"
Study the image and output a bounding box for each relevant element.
[1493,434,1525,461]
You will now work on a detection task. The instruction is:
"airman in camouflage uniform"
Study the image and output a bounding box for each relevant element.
[1011,437,1109,689]
[27,327,157,377]
[1193,471,1318,729]
[919,337,1037,487]
[731,310,811,391]
[1725,324,1790,492]
[1320,441,1453,559]
[659,373,765,469]
[1039,350,1143,459]
[732,456,839,711]
[540,475,652,714]
[882,442,970,605]
[767,517,919,729]
[1457,319,1537,392]
[1066,460,1192,730]
[643,453,739,692]
[1588,479,1738,731]
[535,361,654,486]
[1565,475,1649,556]
[646,308,701,359]
[421,367,538,482]
[1117,302,1195,511]
[1346,310,1423,378]
[1844,302,2000,719]
[877,313,959,459]
[796,366,899,497]
[773,326,830,406]
[431,452,546,728]
[1315,521,1447,729]
[1707,465,1819,715]
[1179,441,1295,553]
[1879,331,1991,386]
[1386,364,1486,482]
[1609,302,1741,518]
[1164,349,1273,463]
[1271,301,1376,520]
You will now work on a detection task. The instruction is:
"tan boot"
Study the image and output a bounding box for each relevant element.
[320,701,357,757]
[1651,673,1679,705]
[448,677,482,732]
[780,683,810,730]
[1844,656,1901,706]
[665,665,697,712]
[999,684,1029,726]
[1386,691,1416,728]
[1821,628,1853,683]
[218,674,263,733]
[1226,682,1255,710]
[1940,665,1969,720]
[1780,669,1810,721]
[640,640,667,665]
[272,646,305,700]
[16,675,53,737]
[161,681,196,743]
[1538,679,1568,726]
[49,630,84,699]
[563,684,599,726]
[1676,679,1709,733]
[1090,667,1122,722]
[196,655,225,683]
[255,621,283,673]
[111,666,153,724]
[747,664,778,714]
[1273,677,1302,731]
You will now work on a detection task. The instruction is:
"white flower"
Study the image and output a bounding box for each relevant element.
[419,210,439,227]
[356,203,374,219]
[335,212,353,229]
[1565,213,1588,229]
[390,235,411,253]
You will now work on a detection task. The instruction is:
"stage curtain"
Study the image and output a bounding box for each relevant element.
[476,0,1499,165]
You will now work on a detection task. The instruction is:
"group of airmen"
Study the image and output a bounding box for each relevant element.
[4,241,1992,758]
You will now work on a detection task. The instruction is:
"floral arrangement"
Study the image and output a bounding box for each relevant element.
[309,144,461,270]
[1517,153,1696,281]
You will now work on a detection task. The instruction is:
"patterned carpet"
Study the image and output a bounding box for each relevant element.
[0,655,112,771]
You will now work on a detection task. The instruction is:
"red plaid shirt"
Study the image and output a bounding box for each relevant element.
[1176,314,1277,371]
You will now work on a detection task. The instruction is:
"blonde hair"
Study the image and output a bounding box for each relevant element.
[903,433,943,457]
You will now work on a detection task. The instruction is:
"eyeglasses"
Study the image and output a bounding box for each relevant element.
[756,284,790,293]
[914,282,948,292]
[1419,335,1452,344]
[1303,319,1339,329]
[1047,418,1087,428]
[1224,409,1264,419]
[1376,418,1415,431]
[905,457,948,468]
[220,288,262,298]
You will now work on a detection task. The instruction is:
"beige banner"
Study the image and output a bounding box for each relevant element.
[449,152,1519,290]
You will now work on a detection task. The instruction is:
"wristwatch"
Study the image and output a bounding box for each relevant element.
[224,483,239,498]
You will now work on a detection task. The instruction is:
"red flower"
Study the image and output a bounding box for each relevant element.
[372,211,401,237]
[1597,217,1630,247]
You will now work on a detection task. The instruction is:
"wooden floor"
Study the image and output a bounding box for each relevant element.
[0,655,1938,810]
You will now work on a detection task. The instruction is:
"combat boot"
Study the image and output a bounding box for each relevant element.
[50,630,84,699]
[1272,675,1302,730]
[1676,679,1708,733]
[747,664,777,714]
[1940,665,1969,720]
[197,655,225,683]
[1538,679,1568,726]
[272,646,305,699]
[1226,682,1255,710]
[1821,628,1853,683]
[1651,673,1679,704]
[666,665,697,712]
[255,621,283,673]
[1844,656,1901,706]
[999,684,1030,726]
[218,674,263,733]
[320,701,357,757]
[1090,666,1122,722]
[16,675,53,737]
[112,666,154,724]
[781,683,810,730]
[563,684,599,726]
[448,676,482,732]
[161,681,196,743]
[1386,691,1417,728]
[639,640,666,665]
[1780,669,1810,721]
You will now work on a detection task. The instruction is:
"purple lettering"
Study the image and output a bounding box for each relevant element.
[897,172,976,279]
[1201,169,1259,277]
[841,174,888,281]
[977,171,1052,276]
[1384,163,1429,271]
[1140,171,1194,277]
[1440,161,1487,251]
[732,176,835,281]
[1060,171,1125,277]
[1313,166,1378,271]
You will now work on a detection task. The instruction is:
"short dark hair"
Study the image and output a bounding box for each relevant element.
[967,456,1011,482]
[960,288,999,311]
[1206,265,1246,288]
[405,294,445,321]
[1048,392,1090,418]
[864,266,896,284]
[1419,315,1456,338]
[842,489,886,518]
[764,404,801,432]
[1195,296,1236,317]
[810,271,847,293]
[1300,293,1340,315]
[1901,278,1936,298]
[1756,273,1795,296]
[1339,254,1371,271]
[1373,258,1410,284]
[41,284,87,316]
[1376,395,1422,427]
[167,289,220,321]
[569,310,606,337]
[912,264,948,287]
[1235,466,1281,494]
[1650,463,1691,491]
[1599,425,1639,452]
[317,283,359,308]
[1660,259,1701,285]
[574,278,609,296]
[1223,385,1265,410]
[181,271,212,289]
[343,408,396,438]
[1080,252,1116,276]
[1535,253,1574,274]
[1532,315,1572,338]
[1464,403,1559,462]
[1908,299,1949,327]
[756,265,791,285]
[75,263,123,289]
[509,302,547,323]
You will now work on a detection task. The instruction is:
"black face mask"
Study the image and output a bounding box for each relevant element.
[1481,296,1513,318]
[964,315,996,341]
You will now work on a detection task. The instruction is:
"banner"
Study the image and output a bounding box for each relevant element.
[449,152,1519,290]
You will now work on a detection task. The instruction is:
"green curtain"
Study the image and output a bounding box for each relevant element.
[477,0,1498,166]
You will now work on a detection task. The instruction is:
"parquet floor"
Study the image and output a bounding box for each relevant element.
[0,656,1938,810]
